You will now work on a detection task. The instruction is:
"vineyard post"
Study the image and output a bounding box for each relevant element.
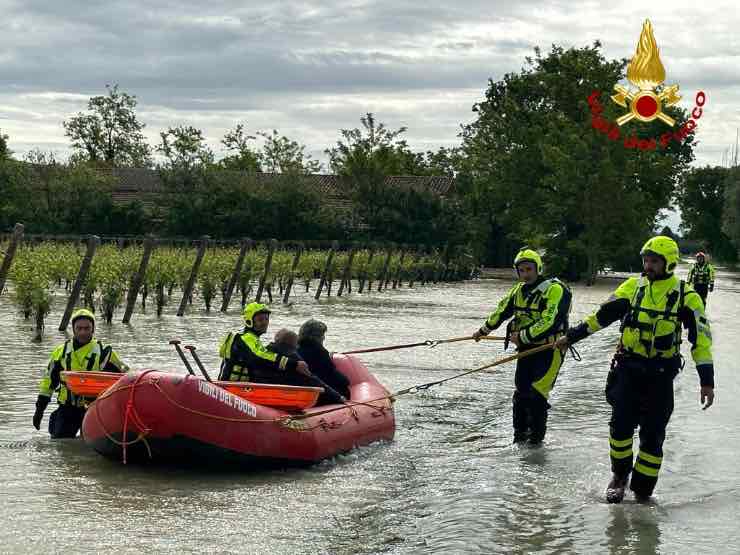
[58,235,100,331]
[337,246,356,297]
[377,246,394,292]
[0,222,24,297]
[122,235,156,323]
[391,249,406,289]
[221,238,252,312]
[358,246,374,293]
[177,236,209,317]
[282,242,303,304]
[315,241,338,300]
[255,239,277,303]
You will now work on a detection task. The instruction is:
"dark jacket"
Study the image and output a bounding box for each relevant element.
[266,341,345,404]
[297,339,351,399]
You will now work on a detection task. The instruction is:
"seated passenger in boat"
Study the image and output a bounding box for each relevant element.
[297,319,351,400]
[269,328,346,405]
[267,329,302,360]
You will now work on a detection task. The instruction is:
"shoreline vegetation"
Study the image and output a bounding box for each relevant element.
[2,43,739,292]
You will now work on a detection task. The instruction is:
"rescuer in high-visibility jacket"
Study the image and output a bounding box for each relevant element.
[557,236,715,504]
[473,248,572,445]
[218,302,311,383]
[687,251,715,306]
[33,309,129,438]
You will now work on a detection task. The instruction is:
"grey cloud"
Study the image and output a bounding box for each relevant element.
[2,0,739,169]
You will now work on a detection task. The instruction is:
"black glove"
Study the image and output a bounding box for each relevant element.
[709,285,714,292]
[33,395,50,430]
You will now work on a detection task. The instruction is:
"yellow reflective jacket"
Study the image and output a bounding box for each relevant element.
[481,277,572,347]
[39,339,128,407]
[687,263,715,287]
[568,274,714,386]
[218,329,298,381]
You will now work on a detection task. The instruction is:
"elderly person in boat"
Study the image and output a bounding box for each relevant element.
[297,319,351,401]
[268,328,346,405]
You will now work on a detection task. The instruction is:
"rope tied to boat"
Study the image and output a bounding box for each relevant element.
[92,343,558,442]
[92,370,155,462]
[341,335,505,355]
[279,342,558,426]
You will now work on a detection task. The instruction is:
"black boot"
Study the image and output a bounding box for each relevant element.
[606,474,629,504]
[513,430,529,444]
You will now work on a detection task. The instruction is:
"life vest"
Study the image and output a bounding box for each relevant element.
[619,276,685,360]
[510,278,570,343]
[218,330,285,381]
[219,332,248,381]
[691,264,712,285]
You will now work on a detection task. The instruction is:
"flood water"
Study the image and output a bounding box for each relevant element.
[1,264,738,554]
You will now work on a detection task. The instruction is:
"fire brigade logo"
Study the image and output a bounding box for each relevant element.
[611,20,681,126]
[587,19,706,151]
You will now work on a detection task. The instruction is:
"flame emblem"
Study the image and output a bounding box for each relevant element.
[611,20,681,126]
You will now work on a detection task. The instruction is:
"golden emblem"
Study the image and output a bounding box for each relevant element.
[611,20,681,126]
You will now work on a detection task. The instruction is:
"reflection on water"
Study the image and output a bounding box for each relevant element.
[2,264,740,553]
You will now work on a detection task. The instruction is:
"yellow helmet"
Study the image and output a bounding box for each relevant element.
[71,308,96,327]
[514,248,543,274]
[640,236,679,272]
[243,302,271,327]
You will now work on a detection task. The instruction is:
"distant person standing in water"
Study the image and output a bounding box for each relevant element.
[687,252,715,306]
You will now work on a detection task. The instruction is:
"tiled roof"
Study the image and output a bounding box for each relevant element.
[106,169,455,200]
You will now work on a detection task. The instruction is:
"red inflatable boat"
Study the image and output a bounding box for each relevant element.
[81,354,395,466]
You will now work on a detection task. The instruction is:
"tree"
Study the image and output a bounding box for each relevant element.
[722,167,740,259]
[257,130,321,174]
[326,113,413,178]
[460,43,695,281]
[63,84,152,167]
[157,168,341,239]
[676,166,737,261]
[326,113,468,245]
[0,149,146,234]
[157,125,214,170]
[421,147,461,178]
[0,129,9,159]
[219,123,261,172]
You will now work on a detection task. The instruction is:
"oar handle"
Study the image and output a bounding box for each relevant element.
[184,345,213,382]
[169,339,196,375]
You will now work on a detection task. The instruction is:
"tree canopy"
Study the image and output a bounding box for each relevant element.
[459,42,695,280]
[63,84,152,167]
[677,166,738,261]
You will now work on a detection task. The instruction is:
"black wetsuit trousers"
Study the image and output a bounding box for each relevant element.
[606,356,677,497]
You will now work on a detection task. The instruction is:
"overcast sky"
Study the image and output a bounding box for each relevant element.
[2,0,739,180]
